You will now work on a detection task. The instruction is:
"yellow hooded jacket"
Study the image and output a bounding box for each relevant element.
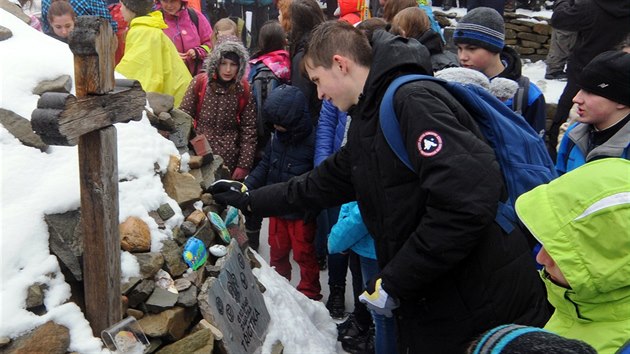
[116,11,192,106]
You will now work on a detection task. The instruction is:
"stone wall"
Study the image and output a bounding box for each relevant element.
[438,10,552,62]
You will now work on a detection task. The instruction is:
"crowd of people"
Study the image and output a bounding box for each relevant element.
[8,0,630,352]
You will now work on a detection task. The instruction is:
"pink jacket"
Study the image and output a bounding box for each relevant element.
[160,6,213,75]
[248,50,291,83]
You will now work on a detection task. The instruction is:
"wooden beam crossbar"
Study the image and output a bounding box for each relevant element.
[32,80,145,146]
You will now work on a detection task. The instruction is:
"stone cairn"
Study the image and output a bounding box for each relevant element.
[1,80,276,353]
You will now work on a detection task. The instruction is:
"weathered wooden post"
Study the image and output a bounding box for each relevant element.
[31,16,146,336]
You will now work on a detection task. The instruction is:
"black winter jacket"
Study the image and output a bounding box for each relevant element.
[498,46,547,134]
[552,0,630,75]
[290,38,322,126]
[415,29,459,72]
[248,31,549,352]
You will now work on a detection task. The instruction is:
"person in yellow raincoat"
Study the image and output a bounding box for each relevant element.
[116,0,192,106]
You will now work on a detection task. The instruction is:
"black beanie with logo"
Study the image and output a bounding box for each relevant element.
[578,50,630,106]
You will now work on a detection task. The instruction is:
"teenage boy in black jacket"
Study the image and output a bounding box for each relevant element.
[211,21,550,353]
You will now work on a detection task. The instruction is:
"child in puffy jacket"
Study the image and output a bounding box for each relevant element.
[179,37,256,180]
[244,85,321,300]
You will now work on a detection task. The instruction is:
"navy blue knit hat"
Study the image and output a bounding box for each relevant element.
[263,85,313,144]
[453,7,505,53]
[469,324,597,354]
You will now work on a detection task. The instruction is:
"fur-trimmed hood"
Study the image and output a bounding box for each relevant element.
[435,67,519,102]
[204,37,249,82]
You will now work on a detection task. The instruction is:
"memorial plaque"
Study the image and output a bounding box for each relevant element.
[202,240,270,353]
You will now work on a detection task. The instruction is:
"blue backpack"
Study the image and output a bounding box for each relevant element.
[380,74,557,234]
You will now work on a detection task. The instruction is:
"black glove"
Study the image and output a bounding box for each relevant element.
[208,179,251,214]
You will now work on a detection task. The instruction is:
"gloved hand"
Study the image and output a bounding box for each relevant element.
[231,167,249,181]
[359,278,399,317]
[208,180,251,214]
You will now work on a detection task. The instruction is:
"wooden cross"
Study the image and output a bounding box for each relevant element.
[31,16,146,336]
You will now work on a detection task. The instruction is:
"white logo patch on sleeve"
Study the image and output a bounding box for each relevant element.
[417,131,443,157]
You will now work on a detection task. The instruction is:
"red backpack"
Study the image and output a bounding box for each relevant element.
[107,3,128,65]
[193,72,250,128]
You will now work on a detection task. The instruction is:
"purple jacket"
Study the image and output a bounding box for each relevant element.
[160,6,213,75]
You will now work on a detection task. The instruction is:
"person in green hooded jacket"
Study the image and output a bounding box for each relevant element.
[515,158,630,354]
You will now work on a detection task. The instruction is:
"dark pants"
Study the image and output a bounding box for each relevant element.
[359,256,397,354]
[350,252,372,325]
[245,214,262,250]
[325,0,338,18]
[545,29,576,75]
[225,2,271,51]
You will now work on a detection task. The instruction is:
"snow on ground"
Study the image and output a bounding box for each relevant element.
[522,58,565,104]
[252,249,338,353]
[0,9,337,353]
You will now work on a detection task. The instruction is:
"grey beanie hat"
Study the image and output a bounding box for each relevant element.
[453,7,505,53]
[121,0,154,16]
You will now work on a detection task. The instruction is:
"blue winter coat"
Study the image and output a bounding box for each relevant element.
[314,100,348,166]
[245,85,315,219]
[328,202,376,260]
[555,120,630,175]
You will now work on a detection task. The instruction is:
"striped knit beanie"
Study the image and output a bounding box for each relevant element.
[453,7,505,53]
[470,324,597,354]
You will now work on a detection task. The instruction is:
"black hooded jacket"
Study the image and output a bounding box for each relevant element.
[247,31,548,351]
[498,45,547,134]
[290,37,322,125]
[415,29,460,72]
[498,45,523,81]
[245,85,314,219]
[552,0,630,74]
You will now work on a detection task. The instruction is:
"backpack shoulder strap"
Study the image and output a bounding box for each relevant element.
[380,74,516,234]
[235,80,250,125]
[512,76,530,115]
[187,8,199,31]
[194,72,208,128]
[379,74,441,171]
[252,63,269,136]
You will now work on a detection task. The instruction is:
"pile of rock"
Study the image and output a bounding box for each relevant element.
[438,10,552,62]
[1,83,272,353]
